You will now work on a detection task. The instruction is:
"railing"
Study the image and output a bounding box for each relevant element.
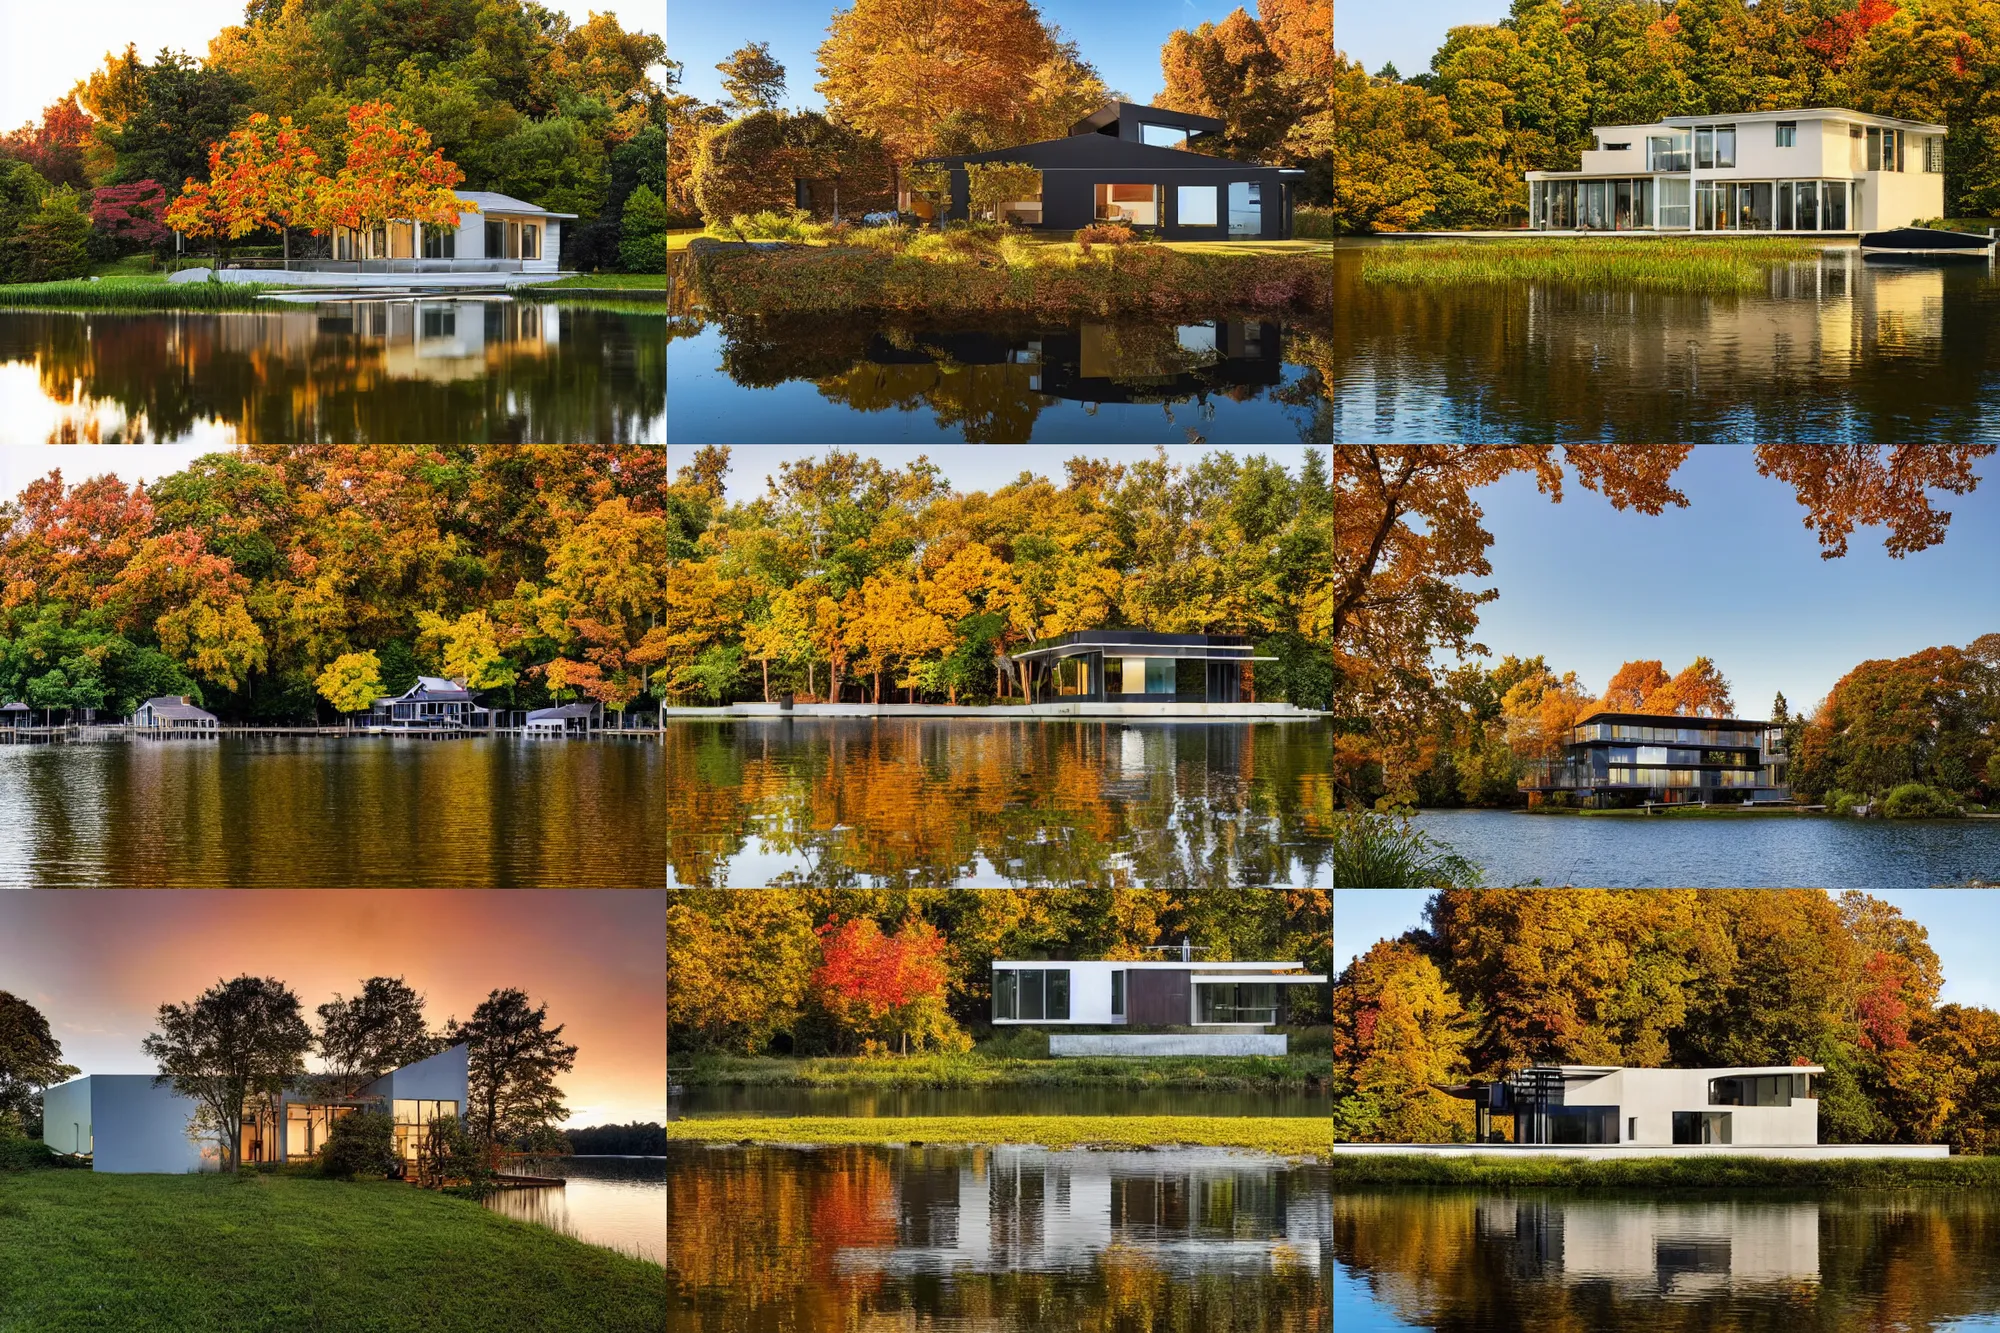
[173,257,530,274]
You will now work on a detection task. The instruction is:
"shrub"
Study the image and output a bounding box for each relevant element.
[1828,789,1865,817]
[317,1110,398,1179]
[8,186,93,282]
[618,184,669,272]
[1332,810,1480,888]
[965,162,1042,225]
[1294,206,1339,239]
[418,1113,494,1194]
[1882,782,1960,818]
[1075,221,1138,253]
[0,1132,83,1171]
[712,208,822,242]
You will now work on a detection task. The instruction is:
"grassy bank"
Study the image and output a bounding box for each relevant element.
[671,1114,1333,1161]
[1331,1152,2000,1190]
[0,276,273,310]
[1361,237,1828,294]
[0,1171,665,1332]
[685,1047,1331,1091]
[538,273,666,289]
[686,235,1332,316]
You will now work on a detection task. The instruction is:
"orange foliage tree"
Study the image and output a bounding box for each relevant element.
[811,917,959,1055]
[164,113,324,265]
[314,101,473,262]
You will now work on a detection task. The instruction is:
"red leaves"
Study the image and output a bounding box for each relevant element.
[0,95,93,189]
[1857,950,1913,1052]
[1803,0,1899,68]
[813,917,951,1020]
[91,180,170,245]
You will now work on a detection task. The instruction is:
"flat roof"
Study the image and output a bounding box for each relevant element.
[1013,629,1271,662]
[1577,711,1770,728]
[1070,100,1225,137]
[1528,1064,1826,1076]
[993,959,1311,971]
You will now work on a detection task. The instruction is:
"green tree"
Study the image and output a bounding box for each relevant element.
[316,977,439,1097]
[141,975,313,1172]
[0,992,79,1136]
[717,42,788,113]
[617,183,668,271]
[446,989,578,1148]
[9,187,93,281]
[1332,939,1476,1142]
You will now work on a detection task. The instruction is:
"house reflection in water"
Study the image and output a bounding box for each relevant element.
[858,319,1283,405]
[311,299,560,381]
[1479,1197,1820,1295]
[831,1147,1325,1277]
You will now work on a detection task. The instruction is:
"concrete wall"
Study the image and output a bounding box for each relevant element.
[56,1075,213,1173]
[366,1043,470,1108]
[1332,1143,1950,1159]
[1051,1034,1288,1056]
[42,1078,92,1157]
[1579,1069,1820,1147]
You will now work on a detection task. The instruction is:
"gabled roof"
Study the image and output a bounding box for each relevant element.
[0,701,28,712]
[137,695,216,721]
[378,677,477,703]
[455,190,579,220]
[916,134,1279,171]
[1070,100,1226,138]
[527,703,599,720]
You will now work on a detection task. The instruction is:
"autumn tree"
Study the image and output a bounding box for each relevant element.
[1332,939,1475,1142]
[0,96,94,190]
[415,610,517,695]
[527,497,674,712]
[89,179,170,250]
[313,101,473,264]
[101,530,267,691]
[717,42,788,113]
[315,650,385,717]
[812,916,963,1055]
[1791,643,1995,801]
[667,891,818,1041]
[1599,659,1670,713]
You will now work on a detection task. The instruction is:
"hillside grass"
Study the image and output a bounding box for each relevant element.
[0,1171,666,1332]
[1360,237,1830,294]
[1330,1152,2000,1190]
[670,1114,1334,1161]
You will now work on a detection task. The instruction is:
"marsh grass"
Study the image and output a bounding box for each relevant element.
[1332,809,1481,888]
[1331,1153,2000,1189]
[538,273,667,289]
[685,1047,1332,1091]
[670,1114,1334,1161]
[1361,237,1830,294]
[0,278,273,310]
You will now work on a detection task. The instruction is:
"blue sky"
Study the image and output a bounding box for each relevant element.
[1334,889,2000,1009]
[1338,0,1506,80]
[1462,447,2000,720]
[669,0,1253,111]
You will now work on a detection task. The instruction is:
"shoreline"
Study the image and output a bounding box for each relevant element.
[665,702,1323,720]
[681,1051,1332,1093]
[1330,1152,1999,1189]
[668,1115,1334,1163]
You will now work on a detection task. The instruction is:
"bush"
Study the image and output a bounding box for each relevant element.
[1075,221,1138,253]
[0,1132,83,1171]
[1828,789,1866,817]
[1882,782,1961,818]
[317,1110,398,1179]
[713,208,824,242]
[418,1113,494,1194]
[1294,206,1339,239]
[1332,810,1481,888]
[907,222,1004,260]
[8,187,93,282]
[618,184,669,272]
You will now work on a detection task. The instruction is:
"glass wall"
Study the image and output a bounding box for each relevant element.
[392,1098,460,1163]
[1648,132,1691,172]
[1658,177,1691,228]
[1227,181,1261,236]
[1673,1111,1733,1144]
[1573,723,1766,747]
[1710,1073,1811,1106]
[1095,184,1160,226]
[1196,982,1281,1024]
[1605,767,1765,787]
[1177,185,1218,227]
[992,968,1071,1021]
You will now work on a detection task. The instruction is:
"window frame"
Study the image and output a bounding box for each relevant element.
[1176,184,1218,228]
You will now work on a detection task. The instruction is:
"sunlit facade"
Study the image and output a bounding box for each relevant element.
[1520,710,1789,806]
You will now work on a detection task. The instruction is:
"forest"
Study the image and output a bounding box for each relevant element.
[0,0,667,278]
[1334,888,2000,1153]
[667,0,1333,227]
[1332,0,2000,231]
[0,447,673,723]
[1331,446,1997,809]
[661,446,1342,709]
[666,888,1332,1057]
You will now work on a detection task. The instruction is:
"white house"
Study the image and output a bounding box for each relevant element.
[990,952,1327,1056]
[43,1044,471,1173]
[1488,1066,1827,1147]
[1526,108,1947,233]
[327,190,575,272]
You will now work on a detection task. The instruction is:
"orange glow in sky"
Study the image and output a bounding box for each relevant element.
[0,891,665,1126]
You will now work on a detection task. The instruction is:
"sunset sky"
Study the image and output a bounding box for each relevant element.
[0,890,665,1127]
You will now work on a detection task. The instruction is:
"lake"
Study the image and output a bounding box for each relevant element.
[667,1141,1331,1332]
[0,737,664,886]
[1407,808,2000,888]
[486,1156,665,1266]
[0,302,665,443]
[1336,1187,2000,1331]
[669,1084,1332,1120]
[1326,240,2000,442]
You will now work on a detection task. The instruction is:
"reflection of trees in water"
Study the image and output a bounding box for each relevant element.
[1323,250,2000,442]
[1336,1189,2000,1331]
[663,721,1338,887]
[0,308,665,442]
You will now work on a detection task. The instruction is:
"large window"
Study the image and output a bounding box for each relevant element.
[1797,180,1819,231]
[1672,1111,1733,1144]
[1926,134,1945,173]
[1197,982,1280,1025]
[1228,181,1261,236]
[1867,127,1904,172]
[1095,183,1160,226]
[993,968,1070,1021]
[1658,177,1691,229]
[422,224,457,259]
[392,1098,460,1163]
[1648,133,1690,172]
[1711,1073,1811,1106]
[1177,185,1218,227]
[1826,181,1849,230]
[1140,123,1189,149]
[1546,1107,1619,1144]
[522,223,539,260]
[1695,124,1737,169]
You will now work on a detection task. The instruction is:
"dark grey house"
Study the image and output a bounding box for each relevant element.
[1010,630,1274,704]
[1519,710,1790,807]
[367,677,490,733]
[130,696,219,737]
[911,102,1305,240]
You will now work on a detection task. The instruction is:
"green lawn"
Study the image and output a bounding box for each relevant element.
[0,275,270,310]
[539,272,667,288]
[0,1172,666,1332]
[666,229,703,253]
[686,1044,1331,1091]
[670,1114,1333,1161]
[1331,1152,2000,1189]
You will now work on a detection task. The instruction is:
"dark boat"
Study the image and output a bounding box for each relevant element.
[1859,226,1995,258]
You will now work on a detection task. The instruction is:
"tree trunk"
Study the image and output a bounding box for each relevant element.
[283,226,290,270]
[806,661,815,701]
[761,658,770,703]
[872,670,881,704]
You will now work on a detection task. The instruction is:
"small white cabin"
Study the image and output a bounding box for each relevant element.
[329,191,576,272]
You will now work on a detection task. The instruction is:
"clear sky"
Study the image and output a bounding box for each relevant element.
[1460,447,2000,720]
[666,0,1257,112]
[0,890,667,1128]
[1334,888,2000,1009]
[1,0,668,131]
[1337,0,1504,81]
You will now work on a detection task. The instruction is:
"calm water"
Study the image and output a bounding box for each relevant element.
[0,737,663,886]
[1408,808,2000,888]
[661,719,2000,887]
[486,1156,665,1265]
[663,718,1342,887]
[667,302,1335,442]
[1327,240,2000,442]
[0,302,665,443]
[668,1141,1332,1332]
[670,1084,1331,1120]
[1336,1188,2000,1331]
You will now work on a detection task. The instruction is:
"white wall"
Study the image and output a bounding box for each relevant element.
[1573,1069,1820,1147]
[51,1075,212,1173]
[42,1078,91,1156]
[366,1043,470,1107]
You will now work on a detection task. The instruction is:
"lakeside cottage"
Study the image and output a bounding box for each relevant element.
[1526,108,1946,233]
[130,696,219,737]
[523,701,602,737]
[366,677,490,733]
[325,191,576,272]
[911,101,1306,240]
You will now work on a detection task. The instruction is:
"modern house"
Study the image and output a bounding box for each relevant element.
[1447,1065,1827,1147]
[911,101,1306,240]
[1526,109,1946,233]
[326,191,573,272]
[1010,630,1276,705]
[991,947,1327,1055]
[1519,710,1789,807]
[43,1044,470,1174]
[130,695,220,737]
[366,677,490,733]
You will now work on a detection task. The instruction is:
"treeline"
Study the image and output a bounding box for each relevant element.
[668,0,1332,227]
[667,888,1332,1056]
[1335,889,2000,1153]
[0,0,666,275]
[565,1123,666,1155]
[1334,0,2000,231]
[662,446,1342,708]
[0,448,671,722]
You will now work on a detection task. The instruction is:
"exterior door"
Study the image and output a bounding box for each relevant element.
[1227,182,1261,237]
